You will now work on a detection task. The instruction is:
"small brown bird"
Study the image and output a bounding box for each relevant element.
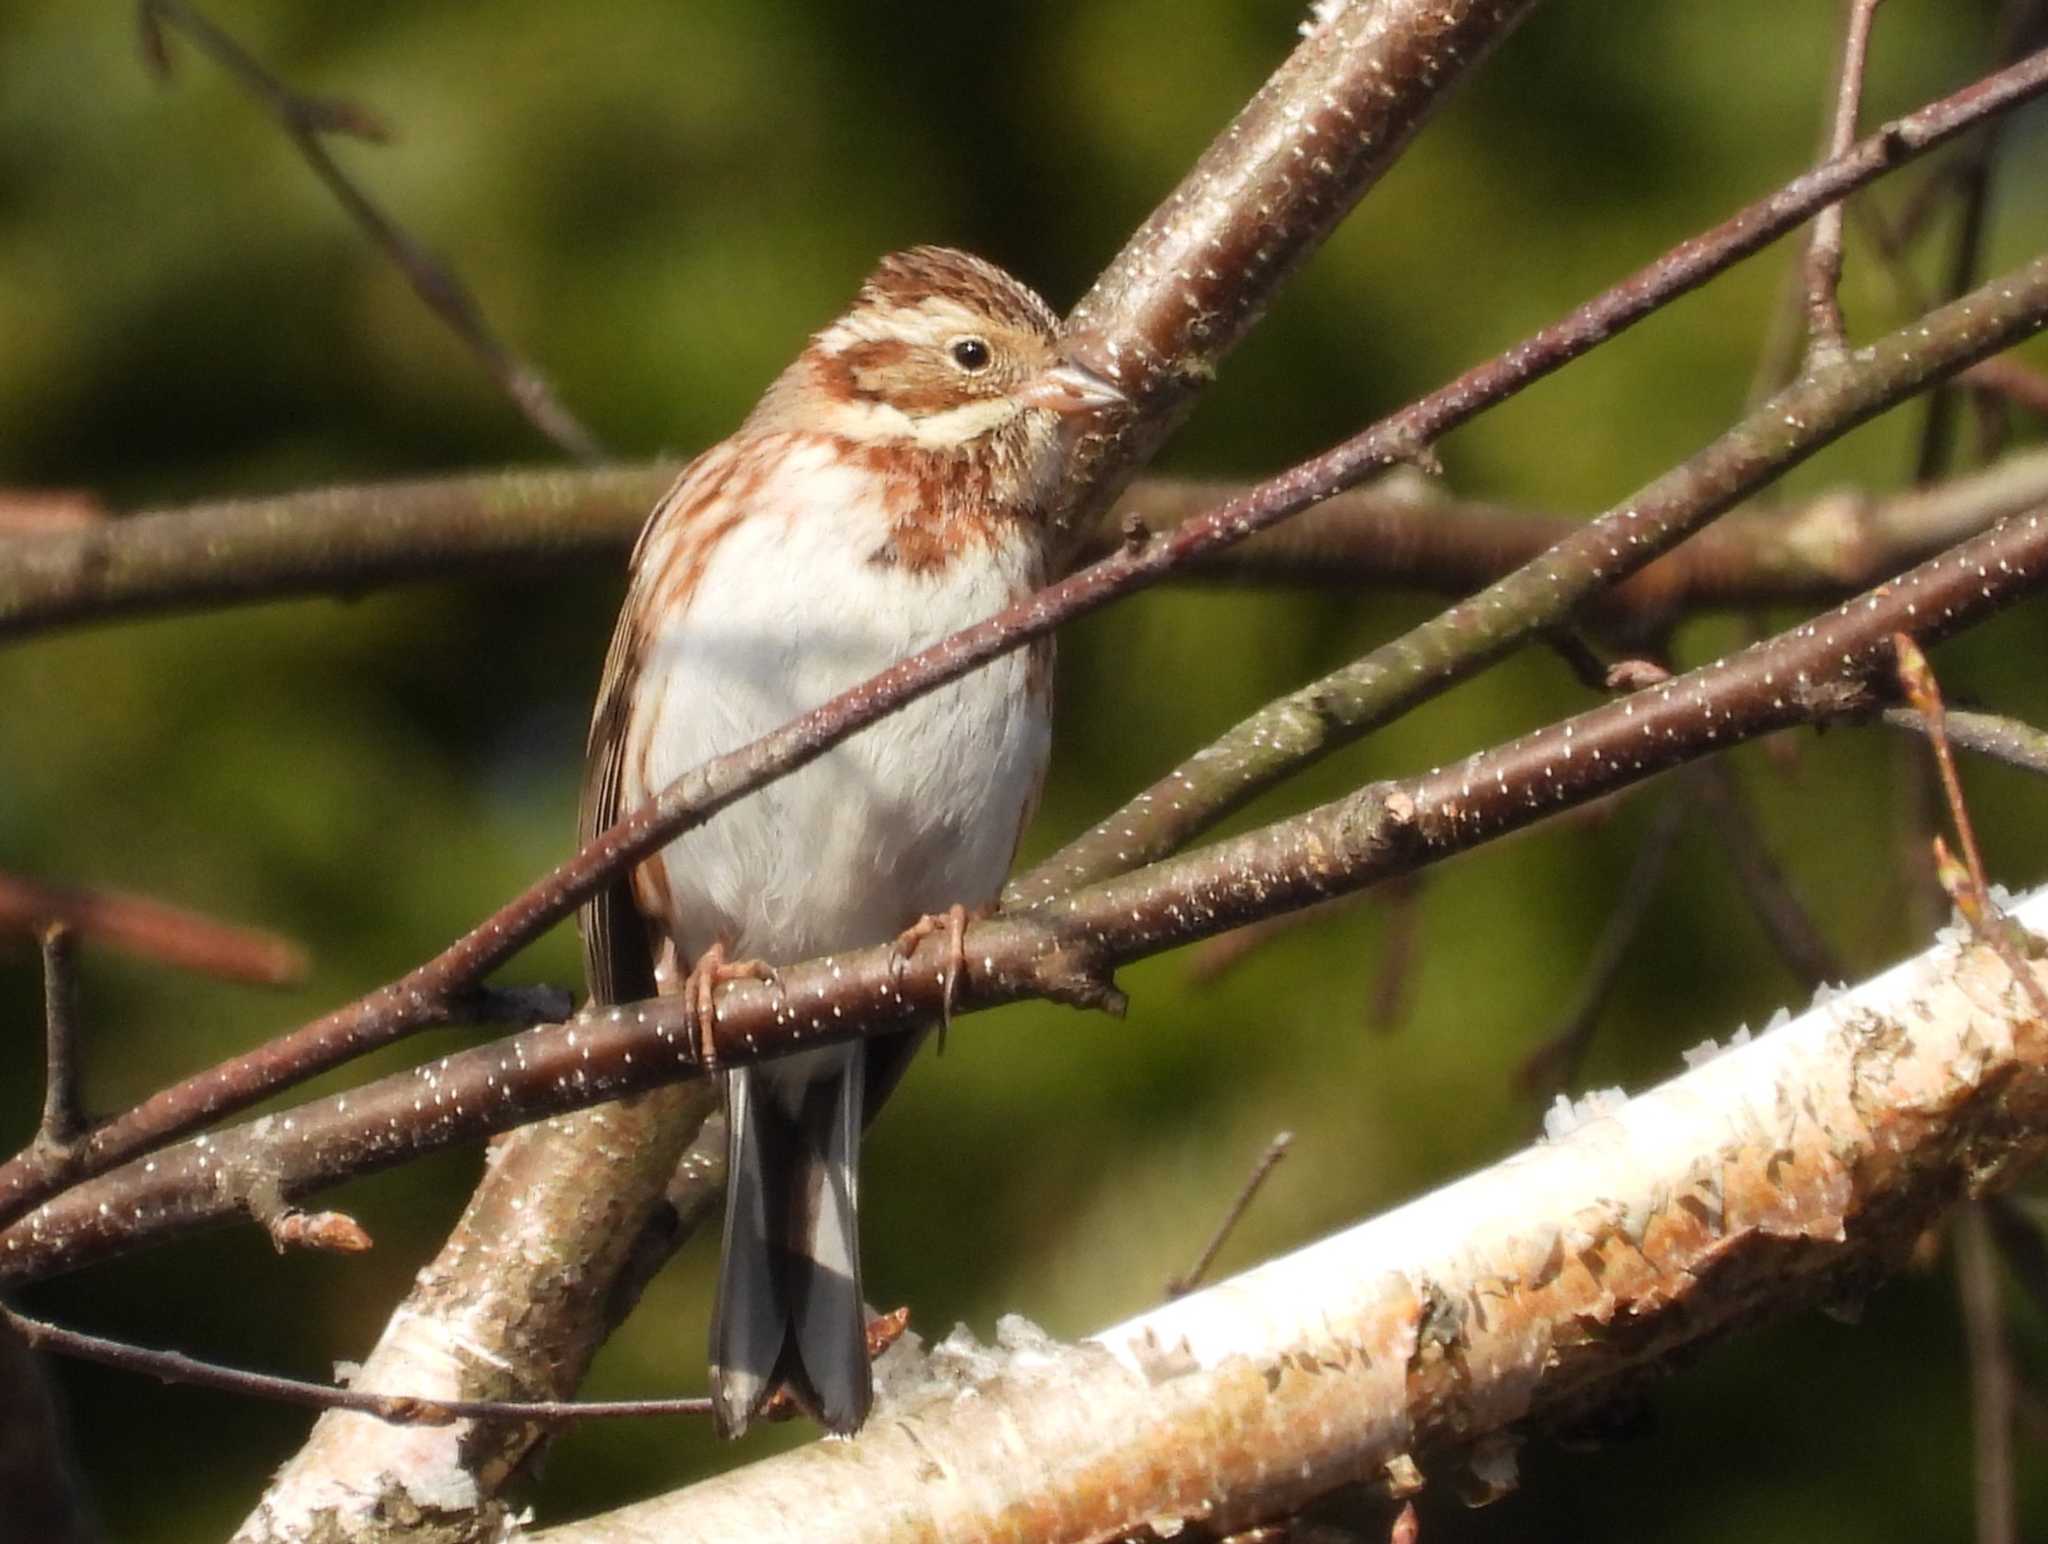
[580,247,1123,1436]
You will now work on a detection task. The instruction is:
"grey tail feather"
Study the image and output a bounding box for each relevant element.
[709,1046,872,1438]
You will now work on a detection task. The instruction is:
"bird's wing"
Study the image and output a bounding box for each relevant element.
[577,450,731,1008]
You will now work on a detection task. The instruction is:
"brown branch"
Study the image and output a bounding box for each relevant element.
[137,0,605,463]
[0,870,308,987]
[1964,356,2048,420]
[1514,793,1689,1101]
[0,464,672,643]
[1692,761,1847,990]
[1049,0,1546,540]
[1011,239,2048,910]
[0,1315,94,1544]
[30,9,2029,1245]
[36,926,85,1156]
[9,500,2048,1284]
[1803,0,1887,364]
[0,30,2037,653]
[1958,1207,2020,1544]
[1,1307,712,1427]
[1165,1131,1294,1299]
[523,897,2048,1543]
[1908,0,2047,482]
[15,443,2048,651]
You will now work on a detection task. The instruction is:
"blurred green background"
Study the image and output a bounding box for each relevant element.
[3,1,2046,1538]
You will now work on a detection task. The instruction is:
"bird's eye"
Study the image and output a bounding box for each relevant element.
[948,336,992,372]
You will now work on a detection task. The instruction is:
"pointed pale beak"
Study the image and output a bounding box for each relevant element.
[1017,355,1129,416]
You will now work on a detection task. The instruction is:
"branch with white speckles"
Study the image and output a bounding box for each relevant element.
[523,883,2048,1544]
[9,498,2047,1285]
[1008,241,2048,908]
[11,51,2048,1265]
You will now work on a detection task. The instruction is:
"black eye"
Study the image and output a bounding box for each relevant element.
[949,337,992,372]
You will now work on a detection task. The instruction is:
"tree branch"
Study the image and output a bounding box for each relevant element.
[10,498,2048,1284]
[1803,0,1887,364]
[138,0,606,462]
[7,48,2046,648]
[1009,242,2048,908]
[0,870,308,987]
[525,881,2048,1543]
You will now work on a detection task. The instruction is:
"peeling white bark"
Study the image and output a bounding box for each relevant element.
[526,885,2048,1543]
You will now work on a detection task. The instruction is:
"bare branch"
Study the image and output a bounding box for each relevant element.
[1515,794,1688,1102]
[525,886,2048,1542]
[0,870,307,987]
[0,1315,94,1544]
[1803,0,1887,364]
[1052,0,1547,538]
[29,28,2035,1246]
[138,0,605,462]
[2,1307,711,1427]
[1165,1131,1294,1299]
[36,926,85,1155]
[11,499,2048,1283]
[1958,1207,2020,1544]
[1884,705,2048,778]
[1011,242,2048,908]
[1692,761,1847,990]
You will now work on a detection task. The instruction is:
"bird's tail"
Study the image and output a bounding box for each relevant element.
[709,1044,871,1437]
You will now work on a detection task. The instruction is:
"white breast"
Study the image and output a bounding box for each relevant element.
[623,437,1050,964]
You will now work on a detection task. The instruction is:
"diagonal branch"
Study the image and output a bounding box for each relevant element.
[9,120,2048,1254]
[1,48,2040,653]
[529,879,2048,1543]
[138,0,605,463]
[10,496,2048,1285]
[1010,240,2048,906]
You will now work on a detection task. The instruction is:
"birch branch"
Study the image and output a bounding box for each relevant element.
[524,882,2048,1543]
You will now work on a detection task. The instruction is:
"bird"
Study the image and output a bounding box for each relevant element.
[578,246,1125,1437]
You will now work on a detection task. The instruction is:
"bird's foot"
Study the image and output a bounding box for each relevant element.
[891,903,973,1051]
[684,940,779,1070]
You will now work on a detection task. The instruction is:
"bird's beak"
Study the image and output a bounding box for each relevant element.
[1017,353,1129,416]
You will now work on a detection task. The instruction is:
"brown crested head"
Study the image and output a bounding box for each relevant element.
[745,247,1121,450]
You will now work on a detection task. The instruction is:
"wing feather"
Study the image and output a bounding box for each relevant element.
[577,449,735,1008]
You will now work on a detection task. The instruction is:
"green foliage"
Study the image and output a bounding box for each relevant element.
[0,2,2043,1537]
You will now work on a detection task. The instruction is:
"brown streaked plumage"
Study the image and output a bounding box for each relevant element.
[578,247,1123,1437]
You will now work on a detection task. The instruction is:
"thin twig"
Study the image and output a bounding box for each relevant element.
[1515,794,1689,1102]
[1908,0,2048,483]
[2,1307,711,1427]
[0,870,307,987]
[138,0,605,463]
[1984,1195,2048,1322]
[1693,761,1847,990]
[37,926,85,1153]
[1804,0,1887,364]
[1369,873,1427,1033]
[1884,705,2048,779]
[1894,634,2048,1029]
[1896,635,1992,901]
[1964,356,2048,420]
[1166,1132,1294,1299]
[1957,1207,2019,1544]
